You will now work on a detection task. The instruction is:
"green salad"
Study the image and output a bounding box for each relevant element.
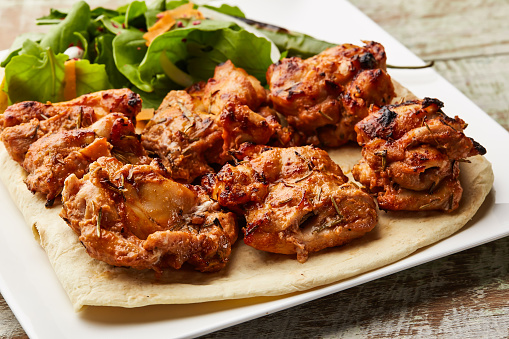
[1,0,334,108]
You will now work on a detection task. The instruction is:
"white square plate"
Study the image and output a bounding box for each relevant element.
[1,0,508,338]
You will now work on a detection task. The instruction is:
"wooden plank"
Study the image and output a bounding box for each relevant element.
[349,0,509,60]
[0,297,27,338]
[433,56,509,131]
[202,236,509,338]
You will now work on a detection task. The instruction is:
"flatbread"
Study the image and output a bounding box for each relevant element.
[0,79,494,311]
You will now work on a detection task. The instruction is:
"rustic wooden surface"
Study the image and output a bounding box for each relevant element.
[0,0,508,338]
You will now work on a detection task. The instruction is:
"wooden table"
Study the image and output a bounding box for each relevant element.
[1,0,508,337]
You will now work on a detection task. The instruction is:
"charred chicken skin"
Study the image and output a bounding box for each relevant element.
[142,61,277,183]
[60,157,238,273]
[141,90,224,183]
[0,88,141,130]
[23,113,149,206]
[23,130,112,206]
[202,143,378,262]
[0,89,142,163]
[188,60,267,115]
[352,98,486,212]
[266,41,395,147]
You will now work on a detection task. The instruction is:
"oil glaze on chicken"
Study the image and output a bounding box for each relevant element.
[60,157,238,273]
[0,88,142,163]
[267,41,395,147]
[22,113,149,206]
[141,61,279,183]
[202,143,378,262]
[352,98,486,212]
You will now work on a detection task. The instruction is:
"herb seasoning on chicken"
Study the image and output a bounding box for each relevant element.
[353,98,486,211]
[203,143,378,262]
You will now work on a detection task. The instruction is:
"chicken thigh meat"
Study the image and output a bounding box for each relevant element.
[60,157,238,273]
[203,143,378,262]
[352,98,486,211]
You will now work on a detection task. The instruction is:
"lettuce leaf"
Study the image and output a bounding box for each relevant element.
[4,40,67,104]
[112,29,151,91]
[0,32,45,67]
[137,20,236,85]
[94,15,124,35]
[182,26,273,82]
[255,29,335,59]
[1,0,307,110]
[36,6,119,25]
[36,8,68,25]
[166,1,191,10]
[113,19,272,99]
[90,7,121,19]
[74,59,113,96]
[4,39,114,104]
[40,1,91,54]
[148,21,271,86]
[124,1,148,28]
[94,34,130,88]
[202,4,245,18]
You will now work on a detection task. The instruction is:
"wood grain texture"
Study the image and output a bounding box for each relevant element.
[1,0,508,338]
[433,56,509,130]
[0,298,27,339]
[347,0,509,61]
[202,237,509,338]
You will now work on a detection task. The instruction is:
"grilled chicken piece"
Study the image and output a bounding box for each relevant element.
[0,89,142,163]
[93,114,151,165]
[142,61,278,183]
[218,102,274,152]
[23,131,112,206]
[188,60,267,114]
[202,143,378,262]
[256,106,302,147]
[352,98,486,212]
[0,88,141,130]
[266,41,395,147]
[23,113,150,206]
[60,157,238,273]
[141,90,223,183]
[1,106,96,163]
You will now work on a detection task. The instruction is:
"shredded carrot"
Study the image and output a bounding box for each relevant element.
[143,2,205,46]
[137,108,155,121]
[135,108,155,133]
[135,120,147,133]
[63,59,77,101]
[143,15,176,46]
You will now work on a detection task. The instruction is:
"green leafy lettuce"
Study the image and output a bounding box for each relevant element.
[112,19,273,106]
[39,1,91,55]
[1,0,334,108]
[74,59,112,96]
[4,40,67,103]
[4,39,111,104]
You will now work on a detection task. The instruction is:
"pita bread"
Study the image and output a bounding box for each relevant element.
[0,79,494,311]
